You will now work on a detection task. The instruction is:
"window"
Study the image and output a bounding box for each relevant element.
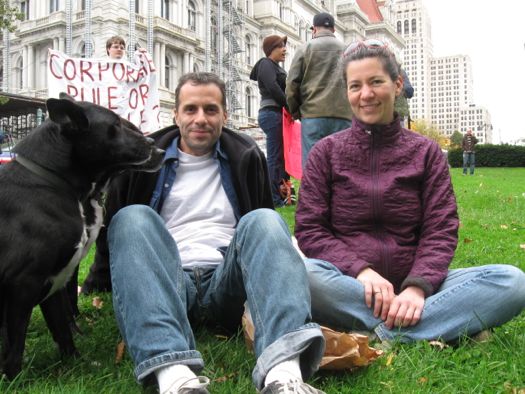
[161,0,170,20]
[211,16,218,53]
[135,0,140,13]
[165,56,171,89]
[397,21,401,33]
[279,1,284,20]
[16,58,23,91]
[188,0,196,31]
[404,20,409,34]
[20,1,30,19]
[411,19,416,33]
[245,35,252,64]
[80,0,85,10]
[50,0,59,13]
[245,87,254,117]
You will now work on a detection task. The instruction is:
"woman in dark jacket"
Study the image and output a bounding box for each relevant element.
[250,35,293,207]
[295,40,525,343]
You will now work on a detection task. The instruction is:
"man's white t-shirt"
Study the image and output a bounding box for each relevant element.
[160,149,236,268]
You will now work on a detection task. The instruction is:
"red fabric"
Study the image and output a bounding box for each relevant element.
[282,108,302,180]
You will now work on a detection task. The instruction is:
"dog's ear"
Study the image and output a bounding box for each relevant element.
[58,92,76,102]
[46,98,90,133]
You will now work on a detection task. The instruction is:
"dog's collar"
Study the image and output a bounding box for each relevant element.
[15,155,74,192]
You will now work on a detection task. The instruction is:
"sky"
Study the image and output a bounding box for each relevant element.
[423,0,525,143]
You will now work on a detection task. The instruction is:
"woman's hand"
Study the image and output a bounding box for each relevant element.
[385,286,425,329]
[356,268,395,320]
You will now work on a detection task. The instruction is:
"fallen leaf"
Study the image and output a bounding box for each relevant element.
[428,340,448,350]
[115,341,126,364]
[520,244,525,250]
[500,224,508,230]
[385,353,394,366]
[214,372,236,383]
[418,377,428,384]
[92,296,104,309]
[463,238,473,244]
[215,334,229,340]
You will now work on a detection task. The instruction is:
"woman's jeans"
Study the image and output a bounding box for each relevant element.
[108,205,324,390]
[306,259,525,342]
[258,108,288,206]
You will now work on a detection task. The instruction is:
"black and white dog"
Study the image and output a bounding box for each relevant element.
[0,94,164,379]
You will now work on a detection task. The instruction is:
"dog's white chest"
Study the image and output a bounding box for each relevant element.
[45,198,104,298]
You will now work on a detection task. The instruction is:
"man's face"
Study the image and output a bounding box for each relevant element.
[108,43,125,59]
[174,82,227,156]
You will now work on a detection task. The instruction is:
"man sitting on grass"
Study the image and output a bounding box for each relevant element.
[86,72,325,394]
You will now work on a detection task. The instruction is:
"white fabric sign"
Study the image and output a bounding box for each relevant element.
[47,49,161,133]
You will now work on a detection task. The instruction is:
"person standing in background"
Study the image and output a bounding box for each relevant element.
[462,129,478,175]
[250,35,295,207]
[286,12,352,169]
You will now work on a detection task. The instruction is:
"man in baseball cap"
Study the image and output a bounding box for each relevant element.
[287,12,352,169]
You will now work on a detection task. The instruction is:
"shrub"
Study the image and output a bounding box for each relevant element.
[448,144,525,167]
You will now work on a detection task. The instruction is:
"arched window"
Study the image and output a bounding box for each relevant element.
[411,18,416,33]
[80,42,86,58]
[245,87,254,118]
[188,0,196,31]
[404,20,409,34]
[397,21,401,34]
[161,0,170,20]
[164,56,171,89]
[245,35,252,64]
[193,62,199,73]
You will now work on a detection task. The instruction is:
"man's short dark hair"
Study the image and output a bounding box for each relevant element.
[174,72,227,112]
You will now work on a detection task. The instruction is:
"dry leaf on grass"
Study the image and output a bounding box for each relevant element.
[520,244,525,250]
[500,224,509,230]
[463,238,473,244]
[418,377,428,384]
[92,296,104,309]
[428,340,448,350]
[242,308,382,370]
[385,353,394,367]
[214,372,236,383]
[115,341,126,364]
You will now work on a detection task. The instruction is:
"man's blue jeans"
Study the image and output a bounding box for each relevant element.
[301,117,352,169]
[463,152,475,174]
[305,259,525,342]
[108,205,324,389]
[258,108,288,206]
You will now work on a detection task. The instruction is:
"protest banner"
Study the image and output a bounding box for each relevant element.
[282,108,302,180]
[47,49,161,133]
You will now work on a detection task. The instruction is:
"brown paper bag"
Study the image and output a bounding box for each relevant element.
[242,308,382,370]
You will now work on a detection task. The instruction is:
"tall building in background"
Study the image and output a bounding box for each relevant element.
[459,105,492,144]
[392,0,432,123]
[430,55,474,136]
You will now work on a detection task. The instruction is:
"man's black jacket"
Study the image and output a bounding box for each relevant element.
[82,125,274,292]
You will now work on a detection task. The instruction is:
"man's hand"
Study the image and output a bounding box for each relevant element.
[356,268,395,320]
[384,286,425,329]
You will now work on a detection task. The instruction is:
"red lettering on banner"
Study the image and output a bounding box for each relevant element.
[66,84,78,98]
[129,88,138,109]
[63,59,77,80]
[146,56,156,72]
[153,105,160,123]
[79,60,95,82]
[126,66,139,83]
[112,63,125,81]
[49,54,63,79]
[98,62,110,81]
[138,84,149,106]
[107,86,118,109]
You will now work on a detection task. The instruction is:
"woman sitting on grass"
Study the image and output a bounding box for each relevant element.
[295,40,525,343]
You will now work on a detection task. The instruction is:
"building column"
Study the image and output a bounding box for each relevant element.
[53,38,59,50]
[160,43,166,87]
[27,44,34,91]
[22,46,28,92]
[59,38,65,53]
[183,52,189,74]
[154,41,161,88]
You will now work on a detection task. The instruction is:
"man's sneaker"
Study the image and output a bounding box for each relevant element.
[260,380,326,394]
[165,376,210,394]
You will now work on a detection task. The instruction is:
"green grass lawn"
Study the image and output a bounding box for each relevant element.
[1,168,524,393]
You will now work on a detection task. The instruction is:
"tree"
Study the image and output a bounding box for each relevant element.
[450,130,464,149]
[410,119,449,149]
[0,0,23,32]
